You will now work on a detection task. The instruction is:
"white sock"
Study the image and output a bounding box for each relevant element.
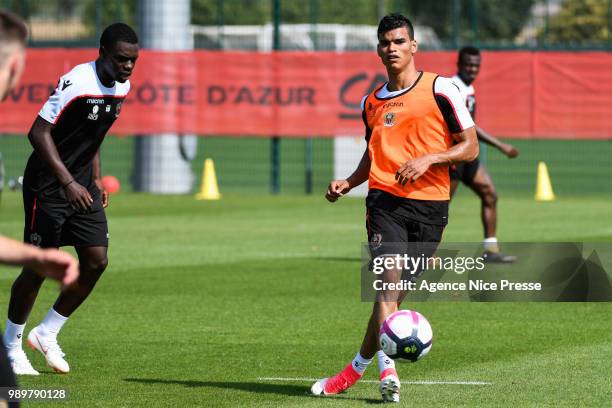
[38,308,68,338]
[377,350,396,377]
[351,352,372,375]
[3,319,26,351]
[484,237,499,252]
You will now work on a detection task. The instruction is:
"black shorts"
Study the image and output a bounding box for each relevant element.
[366,189,446,261]
[450,158,480,185]
[23,188,108,249]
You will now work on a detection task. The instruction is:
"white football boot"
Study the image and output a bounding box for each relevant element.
[27,326,69,373]
[7,348,39,375]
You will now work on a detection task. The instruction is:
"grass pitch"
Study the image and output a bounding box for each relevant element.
[0,191,610,407]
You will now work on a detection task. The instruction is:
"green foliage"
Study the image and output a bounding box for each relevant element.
[543,0,610,43]
[192,0,270,25]
[476,0,536,43]
[283,0,380,24]
[395,0,536,44]
[82,0,137,38]
[191,0,380,25]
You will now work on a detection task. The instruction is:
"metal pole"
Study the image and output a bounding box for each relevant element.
[304,140,313,194]
[95,0,102,41]
[542,0,549,49]
[452,0,461,48]
[271,0,281,194]
[377,0,386,21]
[607,0,612,50]
[304,0,319,195]
[470,0,479,46]
[21,0,29,19]
[116,0,124,22]
[134,0,196,194]
[217,0,224,49]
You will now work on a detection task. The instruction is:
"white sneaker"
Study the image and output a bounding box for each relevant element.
[380,372,400,403]
[6,348,39,375]
[27,327,69,374]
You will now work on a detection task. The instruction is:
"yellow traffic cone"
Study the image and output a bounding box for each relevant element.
[195,158,221,200]
[535,161,555,201]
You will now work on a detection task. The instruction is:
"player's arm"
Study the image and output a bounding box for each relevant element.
[396,127,478,185]
[92,149,108,208]
[347,148,371,188]
[28,117,93,210]
[326,101,371,202]
[476,126,519,158]
[326,148,371,202]
[396,76,479,185]
[0,235,79,288]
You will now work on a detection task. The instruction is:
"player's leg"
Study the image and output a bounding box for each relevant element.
[6,269,45,326]
[364,299,402,402]
[312,291,401,398]
[54,246,108,316]
[3,267,44,376]
[27,246,107,374]
[27,200,109,374]
[3,194,64,376]
[467,164,497,239]
[377,221,444,402]
[312,193,405,398]
[467,165,515,262]
[0,337,20,408]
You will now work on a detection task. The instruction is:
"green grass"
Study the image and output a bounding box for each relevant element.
[2,137,612,195]
[0,191,611,407]
[0,135,334,195]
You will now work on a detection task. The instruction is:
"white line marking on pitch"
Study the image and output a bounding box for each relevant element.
[257,377,491,385]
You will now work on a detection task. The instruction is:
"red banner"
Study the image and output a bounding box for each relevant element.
[1,49,611,139]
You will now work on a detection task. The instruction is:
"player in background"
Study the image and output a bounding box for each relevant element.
[312,14,478,402]
[2,22,138,375]
[451,46,519,262]
[0,10,79,402]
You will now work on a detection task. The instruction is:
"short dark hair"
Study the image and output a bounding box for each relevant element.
[458,46,480,63]
[377,13,414,40]
[0,9,28,45]
[100,23,138,49]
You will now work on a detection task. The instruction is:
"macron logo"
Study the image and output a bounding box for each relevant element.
[62,80,72,91]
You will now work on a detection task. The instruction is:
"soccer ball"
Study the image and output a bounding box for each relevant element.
[379,310,433,362]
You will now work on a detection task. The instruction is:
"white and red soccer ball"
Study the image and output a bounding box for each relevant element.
[379,310,433,362]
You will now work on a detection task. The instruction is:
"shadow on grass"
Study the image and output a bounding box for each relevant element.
[123,378,380,402]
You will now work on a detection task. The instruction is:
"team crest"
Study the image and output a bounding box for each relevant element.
[30,232,42,247]
[115,102,122,118]
[383,112,395,127]
[370,233,383,250]
[88,105,99,121]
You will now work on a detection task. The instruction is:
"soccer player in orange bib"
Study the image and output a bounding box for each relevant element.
[312,14,478,402]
